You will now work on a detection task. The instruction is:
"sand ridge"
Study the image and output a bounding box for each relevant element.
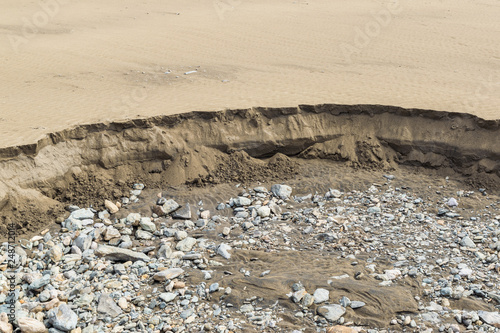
[0,0,499,148]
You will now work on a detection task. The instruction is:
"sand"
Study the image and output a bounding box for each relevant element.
[0,0,499,148]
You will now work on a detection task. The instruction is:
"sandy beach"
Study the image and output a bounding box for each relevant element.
[0,0,499,148]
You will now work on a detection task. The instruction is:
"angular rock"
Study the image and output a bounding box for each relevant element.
[234,197,252,207]
[139,218,156,233]
[153,268,184,281]
[460,236,476,248]
[17,317,48,333]
[97,294,123,318]
[172,203,192,219]
[217,243,232,259]
[257,206,271,218]
[176,237,196,252]
[70,209,94,220]
[318,304,346,322]
[313,288,330,304]
[48,303,78,331]
[104,200,119,214]
[159,292,177,303]
[74,235,92,251]
[271,184,292,200]
[478,311,500,326]
[95,245,150,262]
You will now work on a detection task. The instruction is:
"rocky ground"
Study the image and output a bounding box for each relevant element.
[1,171,500,333]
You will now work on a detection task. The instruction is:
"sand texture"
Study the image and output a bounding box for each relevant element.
[0,0,499,148]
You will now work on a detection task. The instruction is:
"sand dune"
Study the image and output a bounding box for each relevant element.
[0,0,499,148]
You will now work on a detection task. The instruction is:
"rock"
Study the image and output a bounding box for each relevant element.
[48,303,78,331]
[159,293,177,303]
[200,210,210,219]
[172,203,192,219]
[318,304,346,322]
[176,237,196,252]
[209,283,219,293]
[367,206,381,214]
[234,197,252,207]
[313,288,330,304]
[49,245,63,262]
[135,230,153,240]
[157,244,173,259]
[17,318,48,333]
[302,294,315,307]
[153,268,184,281]
[257,206,271,218]
[29,275,50,290]
[350,301,365,309]
[447,198,458,207]
[174,230,188,241]
[339,296,351,308]
[217,243,232,259]
[118,297,128,310]
[97,294,122,318]
[70,209,94,220]
[240,304,254,313]
[104,200,119,214]
[326,326,361,333]
[460,236,476,248]
[73,235,92,251]
[104,226,121,241]
[0,313,13,333]
[95,245,150,262]
[139,218,156,233]
[292,289,307,303]
[478,311,500,326]
[271,184,292,200]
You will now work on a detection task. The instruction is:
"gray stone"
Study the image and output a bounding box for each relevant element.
[209,283,219,293]
[217,243,232,259]
[74,235,92,251]
[478,311,500,326]
[172,203,192,219]
[350,301,366,309]
[460,236,476,248]
[97,294,123,318]
[313,288,329,304]
[234,197,252,207]
[29,274,50,290]
[159,292,176,303]
[114,264,126,275]
[271,184,292,200]
[240,304,254,313]
[176,237,196,252]
[17,317,47,333]
[257,206,271,217]
[153,268,184,281]
[139,217,156,233]
[157,244,173,259]
[317,304,346,322]
[70,209,94,220]
[48,303,78,331]
[180,308,194,319]
[95,244,150,262]
[135,229,153,240]
[367,206,381,214]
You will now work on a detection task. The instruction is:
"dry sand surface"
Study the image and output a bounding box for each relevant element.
[0,0,499,148]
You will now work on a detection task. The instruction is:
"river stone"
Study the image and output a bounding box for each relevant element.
[271,184,292,200]
[136,230,153,240]
[313,288,330,304]
[140,217,156,233]
[29,275,50,290]
[176,237,196,252]
[48,303,78,331]
[17,317,47,333]
[172,203,192,219]
[159,292,177,303]
[478,311,500,326]
[49,245,63,262]
[97,294,123,318]
[234,197,252,207]
[162,199,180,214]
[153,268,184,281]
[95,245,150,262]
[257,206,271,217]
[460,236,476,248]
[70,209,94,220]
[317,304,346,322]
[217,243,232,259]
[74,235,92,251]
[104,200,119,214]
